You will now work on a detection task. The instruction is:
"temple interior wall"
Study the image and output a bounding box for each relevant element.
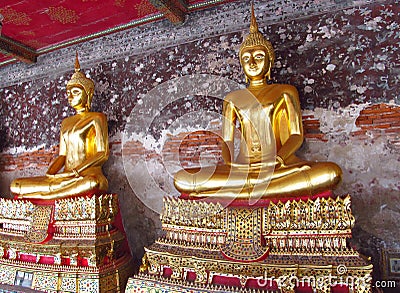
[0,0,398,281]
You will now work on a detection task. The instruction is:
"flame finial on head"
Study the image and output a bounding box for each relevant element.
[240,2,275,78]
[74,51,81,72]
[249,2,258,34]
[67,52,95,104]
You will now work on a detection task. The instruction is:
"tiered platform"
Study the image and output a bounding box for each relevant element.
[0,194,133,293]
[126,193,372,293]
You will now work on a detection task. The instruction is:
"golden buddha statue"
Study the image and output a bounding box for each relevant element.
[10,53,109,200]
[174,6,342,200]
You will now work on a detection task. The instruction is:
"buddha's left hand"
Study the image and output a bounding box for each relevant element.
[275,156,286,169]
[46,171,81,179]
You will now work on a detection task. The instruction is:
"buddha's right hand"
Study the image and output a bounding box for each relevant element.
[46,171,79,179]
[228,161,277,170]
[275,156,286,169]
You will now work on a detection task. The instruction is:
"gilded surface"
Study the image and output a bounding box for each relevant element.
[0,57,131,292]
[0,194,133,292]
[173,4,342,199]
[25,205,53,243]
[0,8,32,26]
[130,8,374,290]
[159,196,355,257]
[46,6,79,24]
[10,53,109,200]
[54,193,118,222]
[134,195,372,292]
[162,197,224,229]
[222,207,267,261]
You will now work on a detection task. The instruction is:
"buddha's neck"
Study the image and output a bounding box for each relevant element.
[248,79,268,95]
[75,108,88,115]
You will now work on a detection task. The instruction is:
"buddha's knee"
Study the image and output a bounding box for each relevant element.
[311,162,342,187]
[326,162,342,185]
[10,180,21,195]
[174,169,196,193]
[84,176,107,192]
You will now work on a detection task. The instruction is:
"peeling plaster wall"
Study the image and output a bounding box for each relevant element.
[0,0,399,278]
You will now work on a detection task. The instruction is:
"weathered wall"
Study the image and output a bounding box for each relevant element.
[0,0,398,282]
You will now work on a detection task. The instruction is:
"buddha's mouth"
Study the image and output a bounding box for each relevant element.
[248,67,260,73]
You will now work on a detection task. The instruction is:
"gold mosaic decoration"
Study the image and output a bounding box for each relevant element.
[0,197,34,219]
[25,205,53,243]
[0,194,133,292]
[162,197,224,228]
[24,40,46,49]
[0,8,31,26]
[131,195,373,293]
[18,31,35,37]
[46,6,79,24]
[134,0,157,17]
[160,195,356,258]
[114,0,127,8]
[223,207,267,261]
[54,194,118,221]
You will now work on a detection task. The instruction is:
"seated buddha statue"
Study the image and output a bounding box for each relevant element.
[10,53,109,200]
[174,6,342,200]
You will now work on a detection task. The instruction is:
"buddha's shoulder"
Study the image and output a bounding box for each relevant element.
[273,83,299,96]
[62,112,107,125]
[224,84,299,102]
[86,111,107,120]
[224,88,248,101]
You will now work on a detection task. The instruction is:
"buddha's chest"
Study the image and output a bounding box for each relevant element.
[62,118,95,145]
[236,102,274,125]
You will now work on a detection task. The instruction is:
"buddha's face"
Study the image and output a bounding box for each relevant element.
[67,85,88,111]
[241,46,270,81]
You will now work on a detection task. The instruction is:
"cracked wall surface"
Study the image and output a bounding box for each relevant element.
[0,0,398,278]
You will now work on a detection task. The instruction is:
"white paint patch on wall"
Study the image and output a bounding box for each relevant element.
[301,103,399,243]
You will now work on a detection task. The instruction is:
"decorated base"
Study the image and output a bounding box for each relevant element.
[0,194,133,292]
[127,193,372,293]
[126,274,282,292]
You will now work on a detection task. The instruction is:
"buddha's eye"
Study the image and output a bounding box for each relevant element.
[254,54,265,60]
[71,88,82,95]
[242,56,250,62]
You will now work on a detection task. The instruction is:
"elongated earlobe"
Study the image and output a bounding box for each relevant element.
[87,90,93,110]
[266,64,272,80]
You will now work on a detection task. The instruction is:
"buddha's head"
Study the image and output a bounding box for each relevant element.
[239,3,275,82]
[66,52,95,111]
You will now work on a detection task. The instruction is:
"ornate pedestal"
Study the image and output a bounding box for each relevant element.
[0,194,133,293]
[126,193,372,293]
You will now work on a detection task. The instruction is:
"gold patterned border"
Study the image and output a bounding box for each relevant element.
[0,8,31,25]
[0,253,132,292]
[45,6,79,24]
[141,247,372,293]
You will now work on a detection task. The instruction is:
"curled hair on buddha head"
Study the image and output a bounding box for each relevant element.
[66,52,95,109]
[239,2,275,80]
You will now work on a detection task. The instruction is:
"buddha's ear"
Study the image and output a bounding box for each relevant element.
[265,63,272,80]
[87,89,94,109]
